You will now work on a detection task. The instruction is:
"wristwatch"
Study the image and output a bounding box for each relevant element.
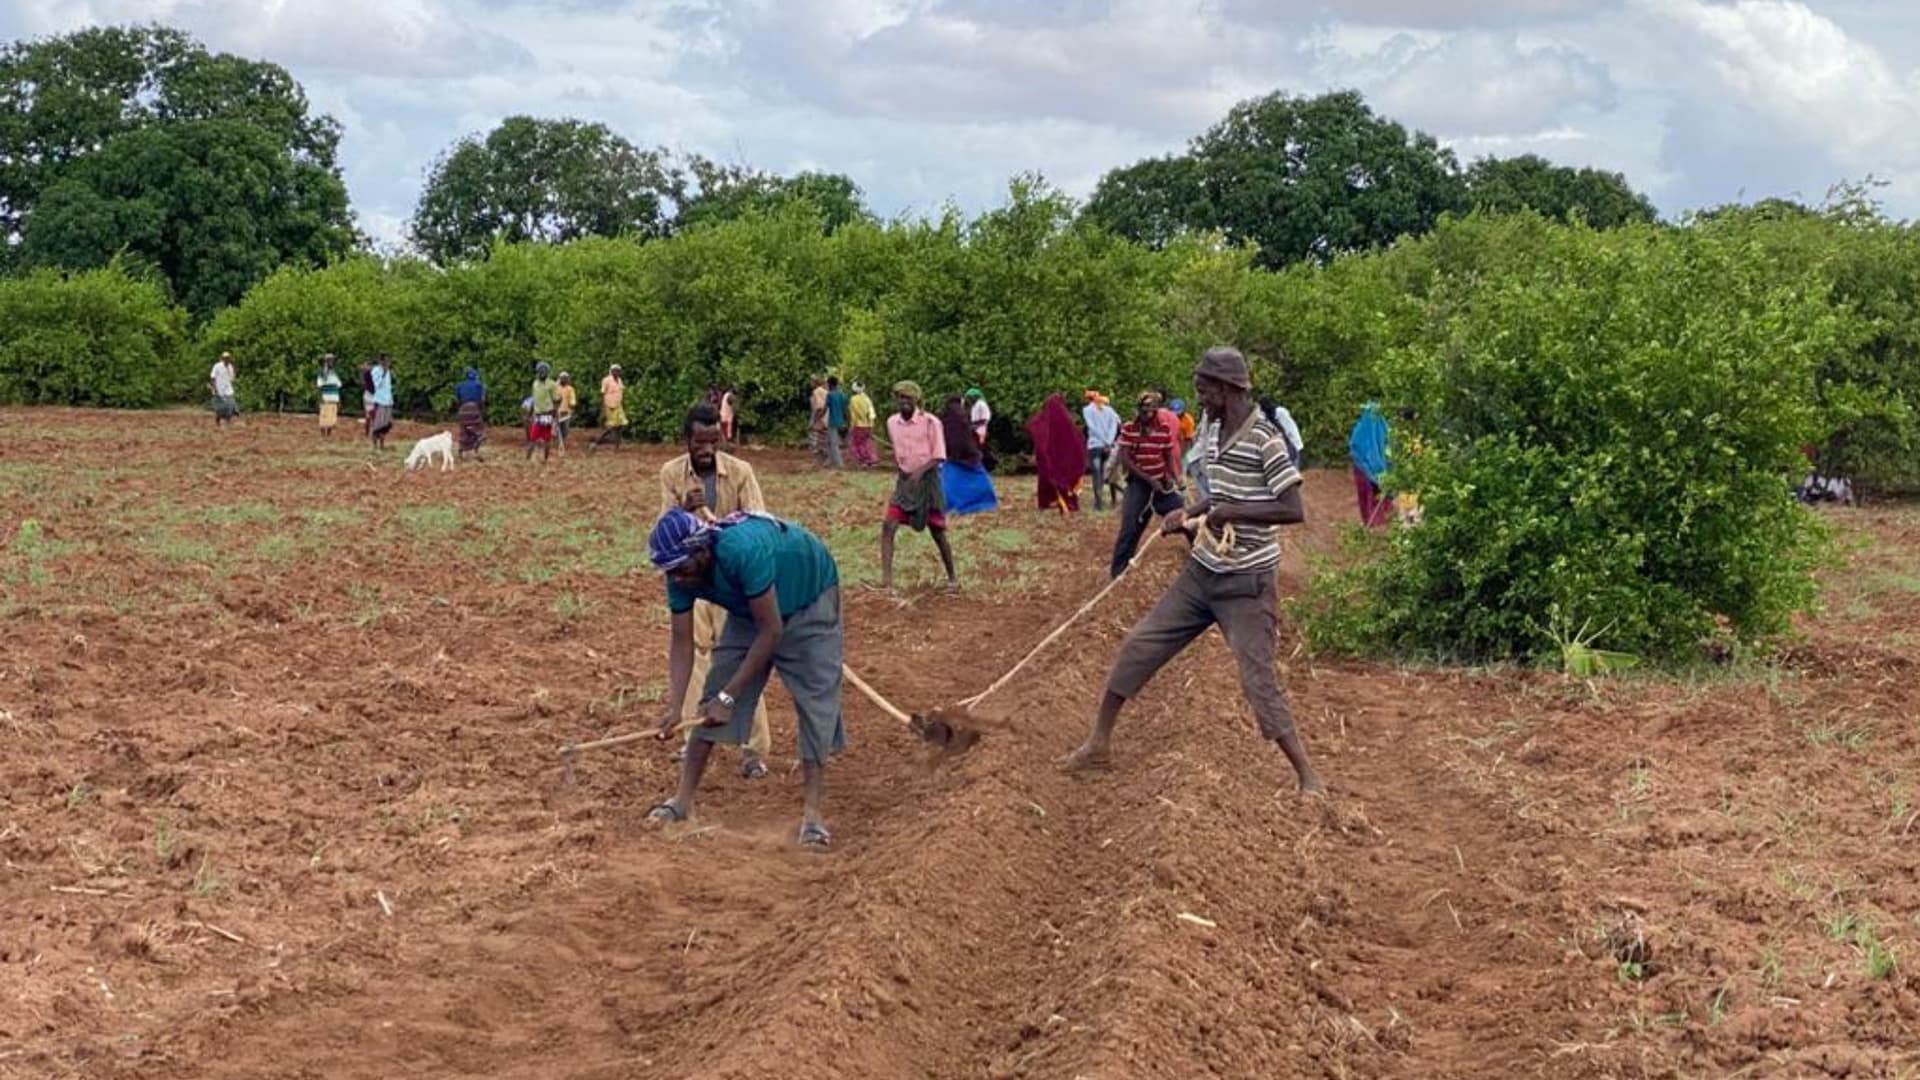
[715,690,736,709]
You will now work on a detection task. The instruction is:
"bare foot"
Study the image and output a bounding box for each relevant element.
[1057,743,1111,774]
[1300,779,1329,799]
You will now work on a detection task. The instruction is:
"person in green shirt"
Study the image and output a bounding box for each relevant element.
[647,507,846,848]
[526,362,560,463]
[315,353,343,437]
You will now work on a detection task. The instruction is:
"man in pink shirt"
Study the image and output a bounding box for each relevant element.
[881,381,959,591]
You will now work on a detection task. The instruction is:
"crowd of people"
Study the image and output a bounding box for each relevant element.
[203,347,1429,848]
[645,346,1333,848]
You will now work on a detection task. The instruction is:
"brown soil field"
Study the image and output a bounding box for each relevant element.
[2,406,1917,1079]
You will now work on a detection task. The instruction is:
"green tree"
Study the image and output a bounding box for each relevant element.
[1464,154,1657,227]
[21,119,352,317]
[0,263,190,407]
[0,25,351,317]
[1078,155,1203,248]
[201,257,430,414]
[1298,217,1835,662]
[1084,90,1467,267]
[410,115,678,264]
[676,158,870,235]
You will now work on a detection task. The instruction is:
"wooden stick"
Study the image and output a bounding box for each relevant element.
[565,663,916,758]
[50,885,120,897]
[958,516,1225,712]
[956,528,1167,711]
[842,666,916,726]
[187,920,246,945]
[559,719,697,757]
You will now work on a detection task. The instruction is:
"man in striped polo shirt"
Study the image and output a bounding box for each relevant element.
[1063,347,1325,797]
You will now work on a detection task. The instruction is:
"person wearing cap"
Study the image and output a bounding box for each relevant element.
[526,362,560,463]
[554,371,578,455]
[592,365,627,450]
[646,505,845,848]
[315,354,342,437]
[847,381,879,467]
[881,380,959,591]
[966,386,992,449]
[1082,390,1121,512]
[209,351,238,427]
[1107,390,1184,578]
[659,402,773,778]
[1064,347,1324,798]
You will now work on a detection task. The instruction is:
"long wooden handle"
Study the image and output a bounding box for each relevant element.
[559,716,699,756]
[841,665,916,726]
[958,519,1180,711]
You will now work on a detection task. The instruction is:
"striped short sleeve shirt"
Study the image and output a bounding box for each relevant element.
[1194,410,1303,575]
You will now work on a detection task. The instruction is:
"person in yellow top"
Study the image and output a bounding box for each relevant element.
[555,372,579,456]
[847,381,879,467]
[591,364,627,450]
[658,401,773,777]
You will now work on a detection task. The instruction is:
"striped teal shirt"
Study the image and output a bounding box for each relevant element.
[1194,411,1302,575]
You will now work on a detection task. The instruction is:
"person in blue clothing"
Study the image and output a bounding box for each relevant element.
[1082,390,1120,511]
[1349,403,1394,528]
[454,367,486,460]
[825,376,849,470]
[367,353,395,451]
[647,507,846,848]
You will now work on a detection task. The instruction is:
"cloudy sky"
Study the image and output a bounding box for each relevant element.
[6,0,1920,247]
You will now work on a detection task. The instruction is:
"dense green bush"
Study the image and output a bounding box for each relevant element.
[0,265,190,406]
[1688,204,1920,494]
[199,257,431,413]
[194,185,1225,440]
[1298,219,1836,662]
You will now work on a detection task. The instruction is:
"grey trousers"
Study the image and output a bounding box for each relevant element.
[1105,562,1298,741]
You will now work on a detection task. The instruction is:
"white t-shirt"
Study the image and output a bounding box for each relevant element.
[970,398,991,436]
[210,362,235,398]
[1271,404,1303,454]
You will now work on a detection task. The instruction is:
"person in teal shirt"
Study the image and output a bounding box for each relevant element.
[824,376,849,470]
[647,508,845,847]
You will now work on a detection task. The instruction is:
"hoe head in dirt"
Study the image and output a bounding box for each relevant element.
[843,667,984,755]
[906,707,981,753]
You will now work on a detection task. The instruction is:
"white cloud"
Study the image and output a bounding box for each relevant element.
[1651,0,1920,161]
[1357,32,1618,135]
[1640,0,1920,209]
[8,0,1920,245]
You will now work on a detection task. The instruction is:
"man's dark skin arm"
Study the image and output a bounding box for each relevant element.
[653,609,698,736]
[1163,484,1306,535]
[695,588,783,727]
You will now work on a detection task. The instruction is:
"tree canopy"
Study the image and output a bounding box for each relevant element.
[1464,154,1657,227]
[409,115,679,264]
[0,25,351,313]
[1084,90,1468,267]
[675,157,870,234]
